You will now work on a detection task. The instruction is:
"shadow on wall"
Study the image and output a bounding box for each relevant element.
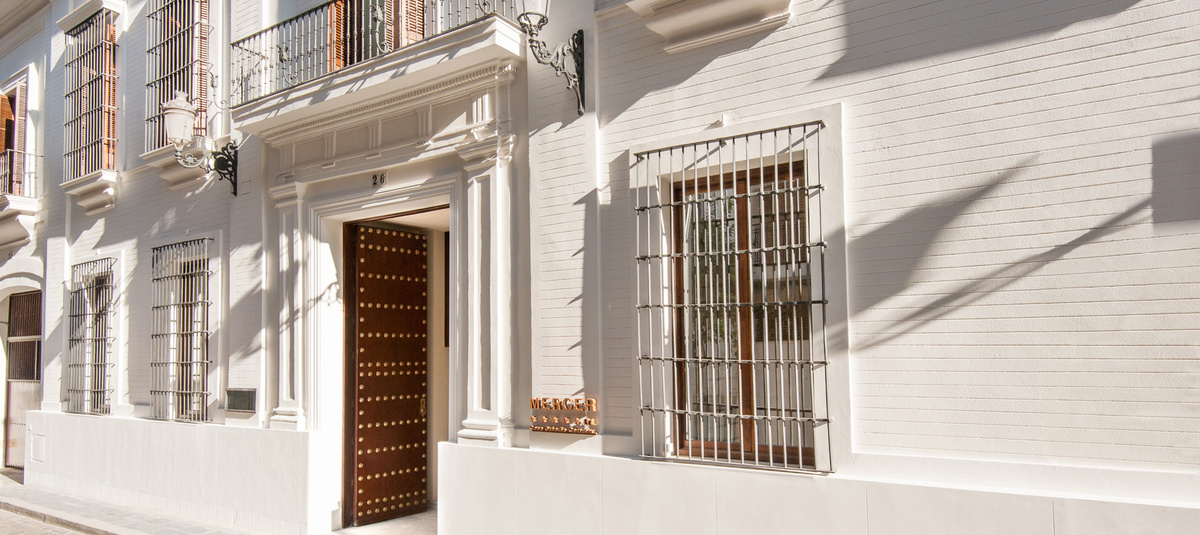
[574,189,601,410]
[1151,132,1200,226]
[819,0,1140,79]
[850,155,1152,350]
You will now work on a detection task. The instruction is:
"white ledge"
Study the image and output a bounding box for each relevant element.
[61,169,118,215]
[141,138,219,190]
[626,0,791,53]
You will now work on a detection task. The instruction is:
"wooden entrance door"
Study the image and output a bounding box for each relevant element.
[344,224,430,527]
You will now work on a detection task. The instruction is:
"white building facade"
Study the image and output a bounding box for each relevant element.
[0,0,1196,533]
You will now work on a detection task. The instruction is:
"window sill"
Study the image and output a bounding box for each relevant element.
[141,138,219,190]
[61,169,119,215]
[625,0,791,54]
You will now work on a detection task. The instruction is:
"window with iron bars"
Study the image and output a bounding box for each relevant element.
[146,0,210,152]
[634,121,831,472]
[150,239,213,422]
[1,77,32,196]
[64,9,118,181]
[67,258,117,415]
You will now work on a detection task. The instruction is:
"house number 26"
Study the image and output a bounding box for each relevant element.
[372,173,387,187]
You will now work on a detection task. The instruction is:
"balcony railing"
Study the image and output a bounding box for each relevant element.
[231,0,518,106]
[0,149,36,197]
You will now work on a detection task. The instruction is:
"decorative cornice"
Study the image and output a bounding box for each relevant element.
[260,63,519,146]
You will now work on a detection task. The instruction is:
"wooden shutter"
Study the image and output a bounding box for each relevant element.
[383,0,394,51]
[0,91,11,152]
[329,0,347,70]
[11,82,27,195]
[102,15,117,171]
[192,0,210,138]
[397,0,424,47]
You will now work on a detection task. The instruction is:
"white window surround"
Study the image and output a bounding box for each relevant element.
[623,0,791,54]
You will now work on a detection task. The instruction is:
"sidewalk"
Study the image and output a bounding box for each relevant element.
[0,468,263,535]
[0,468,437,535]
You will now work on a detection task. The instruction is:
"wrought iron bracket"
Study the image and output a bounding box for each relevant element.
[519,16,585,116]
[175,141,239,196]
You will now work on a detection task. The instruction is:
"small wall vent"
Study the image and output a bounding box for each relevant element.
[225,388,256,413]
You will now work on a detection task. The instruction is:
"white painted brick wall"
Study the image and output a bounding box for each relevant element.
[15,2,256,413]
[586,0,1200,469]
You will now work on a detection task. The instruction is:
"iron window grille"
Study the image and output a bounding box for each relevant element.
[67,258,117,415]
[634,121,831,472]
[150,238,213,422]
[64,9,119,181]
[145,0,211,152]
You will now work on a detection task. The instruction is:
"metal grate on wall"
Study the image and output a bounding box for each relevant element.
[633,121,832,472]
[64,9,118,181]
[67,258,117,415]
[150,238,213,422]
[145,0,210,152]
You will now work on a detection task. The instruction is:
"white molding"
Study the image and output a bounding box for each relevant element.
[261,63,519,147]
[56,0,122,32]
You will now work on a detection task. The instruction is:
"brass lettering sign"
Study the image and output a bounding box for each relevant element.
[530,396,598,435]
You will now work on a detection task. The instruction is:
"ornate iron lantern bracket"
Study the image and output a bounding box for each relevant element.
[517,12,585,116]
[162,91,241,196]
[174,140,239,196]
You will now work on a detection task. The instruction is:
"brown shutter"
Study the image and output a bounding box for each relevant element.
[0,91,11,151]
[102,15,118,171]
[330,0,347,70]
[398,0,423,47]
[383,0,394,51]
[11,81,27,195]
[193,0,210,137]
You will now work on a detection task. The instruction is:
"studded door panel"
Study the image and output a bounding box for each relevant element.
[348,225,429,526]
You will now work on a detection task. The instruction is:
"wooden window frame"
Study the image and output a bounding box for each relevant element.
[671,164,813,467]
